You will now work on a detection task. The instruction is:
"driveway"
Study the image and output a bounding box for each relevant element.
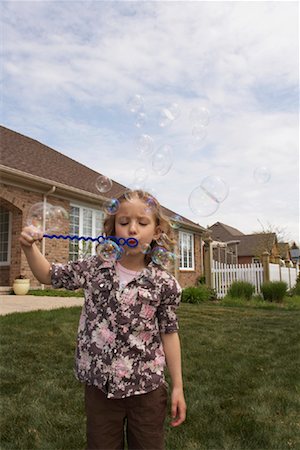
[0,295,84,315]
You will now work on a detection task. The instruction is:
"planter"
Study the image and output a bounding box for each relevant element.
[13,279,30,295]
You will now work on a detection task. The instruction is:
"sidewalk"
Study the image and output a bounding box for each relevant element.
[0,295,84,315]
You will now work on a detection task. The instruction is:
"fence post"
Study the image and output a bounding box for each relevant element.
[204,237,213,289]
[262,251,270,283]
[274,255,281,281]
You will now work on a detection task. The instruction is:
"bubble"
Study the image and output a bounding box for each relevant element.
[96,175,113,193]
[135,134,154,158]
[170,214,183,229]
[134,111,147,128]
[192,125,207,142]
[201,176,229,203]
[151,246,177,270]
[159,103,181,128]
[26,202,55,233]
[49,205,69,232]
[188,176,229,217]
[140,243,152,255]
[127,94,144,114]
[189,106,210,127]
[104,198,120,215]
[253,166,271,184]
[133,167,149,186]
[78,241,93,260]
[144,195,157,214]
[152,144,173,176]
[96,239,123,262]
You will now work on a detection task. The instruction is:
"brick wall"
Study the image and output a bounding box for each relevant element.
[0,183,70,287]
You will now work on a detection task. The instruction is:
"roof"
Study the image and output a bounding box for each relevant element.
[277,242,291,259]
[0,125,204,231]
[208,221,244,241]
[235,233,277,257]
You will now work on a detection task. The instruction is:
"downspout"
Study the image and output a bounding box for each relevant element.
[42,186,56,289]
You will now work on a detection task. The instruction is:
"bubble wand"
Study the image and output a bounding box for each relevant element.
[43,234,139,248]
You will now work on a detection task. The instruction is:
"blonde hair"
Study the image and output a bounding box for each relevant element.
[103,190,175,264]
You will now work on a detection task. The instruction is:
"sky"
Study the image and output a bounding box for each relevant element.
[1,1,299,243]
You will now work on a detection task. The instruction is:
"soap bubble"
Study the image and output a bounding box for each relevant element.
[201,175,229,203]
[104,198,120,215]
[96,175,113,193]
[188,176,229,217]
[189,106,210,127]
[159,103,180,128]
[134,111,147,128]
[135,134,154,158]
[152,144,173,176]
[144,194,158,214]
[26,202,55,233]
[189,187,219,217]
[192,125,207,142]
[127,94,144,113]
[49,205,69,232]
[253,166,271,184]
[96,239,122,262]
[170,214,183,229]
[133,167,149,186]
[151,246,177,270]
[140,243,152,255]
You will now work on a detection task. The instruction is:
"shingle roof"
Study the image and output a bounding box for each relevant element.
[233,233,277,257]
[0,125,204,231]
[208,221,244,241]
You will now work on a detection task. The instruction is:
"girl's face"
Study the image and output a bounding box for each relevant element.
[114,197,160,252]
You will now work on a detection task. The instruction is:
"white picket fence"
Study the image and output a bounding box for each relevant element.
[269,263,299,289]
[211,260,264,299]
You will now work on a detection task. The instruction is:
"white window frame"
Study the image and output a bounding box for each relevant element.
[0,210,12,266]
[69,204,104,260]
[179,231,195,271]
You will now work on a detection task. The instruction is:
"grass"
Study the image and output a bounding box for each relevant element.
[1,304,300,450]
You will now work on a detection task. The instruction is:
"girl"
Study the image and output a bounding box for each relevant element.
[20,189,186,450]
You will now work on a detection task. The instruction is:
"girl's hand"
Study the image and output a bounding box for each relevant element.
[19,226,43,248]
[170,387,187,427]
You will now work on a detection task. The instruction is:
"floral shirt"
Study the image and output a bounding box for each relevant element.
[50,257,182,399]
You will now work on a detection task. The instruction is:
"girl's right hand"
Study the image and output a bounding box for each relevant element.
[19,226,43,248]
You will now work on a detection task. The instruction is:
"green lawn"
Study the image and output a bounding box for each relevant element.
[1,304,299,450]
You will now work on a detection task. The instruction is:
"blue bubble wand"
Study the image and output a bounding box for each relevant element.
[43,234,138,248]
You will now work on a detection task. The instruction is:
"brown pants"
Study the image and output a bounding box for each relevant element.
[85,384,168,450]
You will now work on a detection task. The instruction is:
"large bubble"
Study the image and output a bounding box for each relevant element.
[26,202,68,234]
[96,239,123,262]
[188,176,229,217]
[151,246,177,270]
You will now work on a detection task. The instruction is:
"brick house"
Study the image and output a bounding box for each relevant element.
[208,221,279,264]
[0,126,207,290]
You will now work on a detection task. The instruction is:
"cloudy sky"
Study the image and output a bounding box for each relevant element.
[1,1,299,243]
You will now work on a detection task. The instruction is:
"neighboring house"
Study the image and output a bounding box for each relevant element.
[208,222,279,264]
[0,125,206,289]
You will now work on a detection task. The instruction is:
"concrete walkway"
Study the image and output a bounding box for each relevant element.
[0,295,84,315]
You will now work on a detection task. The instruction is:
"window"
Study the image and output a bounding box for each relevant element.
[179,231,194,270]
[0,207,11,265]
[69,205,104,260]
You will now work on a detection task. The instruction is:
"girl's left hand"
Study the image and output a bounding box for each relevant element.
[170,387,187,427]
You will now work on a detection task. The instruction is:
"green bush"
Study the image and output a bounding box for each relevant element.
[227,281,255,300]
[290,280,300,296]
[181,285,215,304]
[261,281,287,302]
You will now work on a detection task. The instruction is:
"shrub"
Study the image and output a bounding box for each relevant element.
[290,280,300,296]
[181,285,215,304]
[227,281,255,300]
[261,281,287,302]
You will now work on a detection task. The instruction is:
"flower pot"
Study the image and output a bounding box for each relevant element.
[13,279,30,295]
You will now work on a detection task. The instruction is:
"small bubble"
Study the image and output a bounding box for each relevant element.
[152,144,173,176]
[134,112,147,128]
[159,102,181,128]
[135,134,154,158]
[140,243,152,255]
[189,106,210,127]
[96,175,113,194]
[170,214,183,229]
[104,198,120,215]
[127,94,144,114]
[253,166,271,184]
